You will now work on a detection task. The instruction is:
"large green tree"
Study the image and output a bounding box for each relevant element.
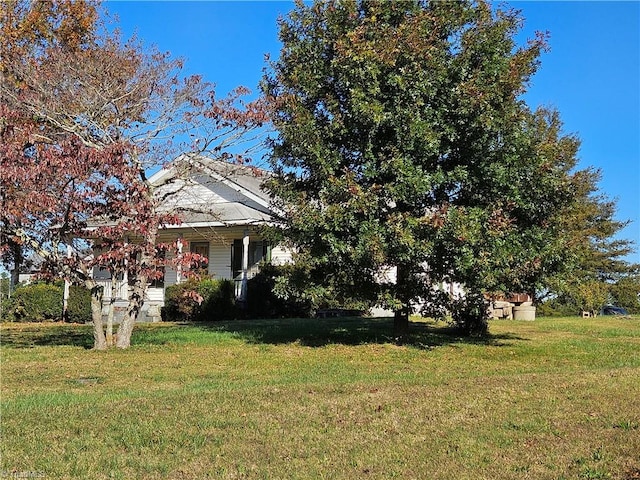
[263,0,586,335]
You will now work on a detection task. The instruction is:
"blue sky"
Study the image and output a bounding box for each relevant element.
[106,1,639,262]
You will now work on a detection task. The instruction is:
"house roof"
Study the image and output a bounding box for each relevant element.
[166,202,274,228]
[88,154,279,231]
[149,154,273,208]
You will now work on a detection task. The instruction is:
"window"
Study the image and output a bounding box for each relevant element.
[150,247,166,289]
[190,242,209,275]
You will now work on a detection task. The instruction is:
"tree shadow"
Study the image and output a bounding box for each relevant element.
[0,317,527,350]
[195,316,527,350]
[0,323,94,349]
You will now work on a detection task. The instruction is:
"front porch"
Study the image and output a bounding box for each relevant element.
[86,225,290,322]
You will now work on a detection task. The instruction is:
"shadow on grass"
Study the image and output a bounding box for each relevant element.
[193,316,526,350]
[0,317,526,350]
[0,323,95,349]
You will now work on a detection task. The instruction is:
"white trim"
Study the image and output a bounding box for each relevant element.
[147,164,175,185]
[240,230,250,301]
[161,219,270,229]
[84,218,276,233]
[202,167,271,211]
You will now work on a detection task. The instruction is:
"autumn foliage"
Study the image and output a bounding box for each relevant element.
[1,0,267,348]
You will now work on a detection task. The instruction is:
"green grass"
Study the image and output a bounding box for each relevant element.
[1,316,639,479]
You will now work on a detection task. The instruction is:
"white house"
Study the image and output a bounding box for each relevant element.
[91,155,291,321]
[87,154,468,322]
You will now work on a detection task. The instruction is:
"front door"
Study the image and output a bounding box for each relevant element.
[231,240,270,279]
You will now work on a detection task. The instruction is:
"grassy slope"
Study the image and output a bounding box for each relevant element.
[1,316,639,480]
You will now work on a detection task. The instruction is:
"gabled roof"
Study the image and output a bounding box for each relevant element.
[86,155,279,232]
[149,154,279,228]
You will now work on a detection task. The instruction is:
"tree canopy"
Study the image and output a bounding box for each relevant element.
[540,165,639,315]
[262,0,604,334]
[1,0,266,348]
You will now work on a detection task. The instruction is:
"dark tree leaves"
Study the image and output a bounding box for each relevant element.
[263,0,592,335]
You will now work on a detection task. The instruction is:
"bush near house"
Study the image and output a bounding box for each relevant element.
[2,283,62,322]
[162,278,238,322]
[245,263,312,319]
[152,262,374,322]
[162,265,315,322]
[67,285,92,323]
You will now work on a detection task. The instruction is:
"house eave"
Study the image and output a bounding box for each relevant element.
[162,219,272,229]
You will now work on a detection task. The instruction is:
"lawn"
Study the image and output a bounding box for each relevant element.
[1,316,639,479]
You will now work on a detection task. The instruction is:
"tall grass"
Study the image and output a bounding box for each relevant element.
[1,316,639,479]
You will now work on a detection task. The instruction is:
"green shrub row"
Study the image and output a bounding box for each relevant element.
[2,264,355,323]
[162,264,313,322]
[1,282,92,323]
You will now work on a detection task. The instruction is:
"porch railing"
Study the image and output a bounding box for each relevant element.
[96,280,129,301]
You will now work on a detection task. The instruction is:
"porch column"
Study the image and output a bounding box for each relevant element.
[62,244,72,321]
[176,237,183,284]
[240,229,249,302]
[122,240,129,299]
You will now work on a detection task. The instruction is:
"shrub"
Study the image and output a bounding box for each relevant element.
[0,277,12,322]
[449,292,489,336]
[246,263,312,319]
[67,285,92,323]
[536,300,577,317]
[162,278,238,322]
[4,282,63,322]
[200,278,237,320]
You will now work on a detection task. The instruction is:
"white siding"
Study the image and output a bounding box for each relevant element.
[145,287,164,302]
[271,245,292,265]
[155,177,225,210]
[208,243,232,279]
[156,176,267,215]
[164,266,178,286]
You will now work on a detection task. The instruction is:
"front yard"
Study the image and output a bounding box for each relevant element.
[1,316,639,479]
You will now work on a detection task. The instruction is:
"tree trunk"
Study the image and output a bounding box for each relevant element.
[89,281,107,350]
[116,274,147,349]
[106,277,118,347]
[394,307,409,338]
[393,264,411,339]
[115,203,158,349]
[9,240,22,291]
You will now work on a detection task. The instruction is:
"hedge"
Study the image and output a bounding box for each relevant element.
[3,283,63,322]
[68,285,92,323]
[1,282,92,323]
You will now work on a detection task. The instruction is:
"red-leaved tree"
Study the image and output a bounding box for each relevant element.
[1,0,267,348]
